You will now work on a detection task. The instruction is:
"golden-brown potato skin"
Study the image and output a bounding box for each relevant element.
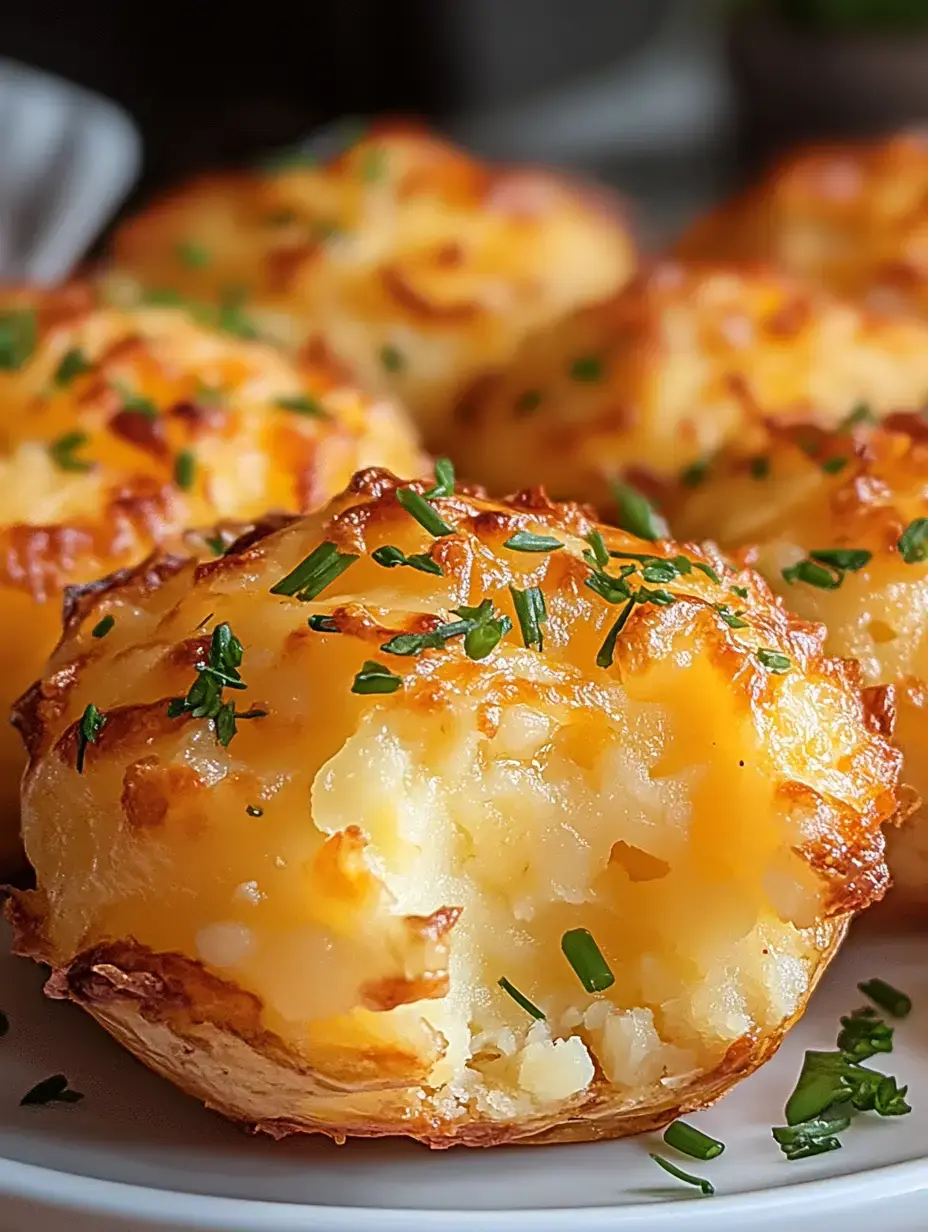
[104,123,636,449]
[0,289,422,876]
[451,261,928,510]
[677,133,928,315]
[675,417,928,919]
[10,468,900,1145]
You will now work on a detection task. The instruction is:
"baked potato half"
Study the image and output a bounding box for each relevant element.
[676,132,928,316]
[8,467,901,1145]
[452,260,928,509]
[676,415,928,920]
[103,123,636,449]
[0,289,422,877]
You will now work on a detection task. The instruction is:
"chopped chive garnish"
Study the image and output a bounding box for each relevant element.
[91,615,115,639]
[569,355,604,382]
[503,531,563,553]
[76,703,106,773]
[772,1109,850,1160]
[380,620,472,656]
[176,240,211,269]
[273,394,328,418]
[307,614,340,632]
[822,456,848,474]
[216,288,260,340]
[49,431,92,473]
[352,660,402,694]
[585,568,633,605]
[20,1074,83,1107]
[681,457,710,487]
[204,534,226,557]
[166,622,265,748]
[784,1048,910,1126]
[453,600,511,660]
[782,559,842,589]
[858,978,912,1019]
[597,598,635,668]
[809,548,871,571]
[372,545,443,575]
[837,1007,894,1061]
[730,585,749,599]
[585,529,609,568]
[899,518,928,564]
[713,604,748,629]
[750,456,770,479]
[111,381,158,420]
[174,449,196,491]
[610,480,667,542]
[758,649,791,674]
[497,976,545,1020]
[662,1121,725,1161]
[0,309,36,370]
[396,488,454,537]
[561,927,614,993]
[515,388,542,415]
[53,348,92,387]
[380,344,404,372]
[270,542,359,600]
[693,561,721,583]
[245,805,264,817]
[840,403,876,430]
[649,1154,714,1196]
[424,457,455,499]
[510,585,547,651]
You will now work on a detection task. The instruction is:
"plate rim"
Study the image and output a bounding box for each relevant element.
[3,1147,928,1230]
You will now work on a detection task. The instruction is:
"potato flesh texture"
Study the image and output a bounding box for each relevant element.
[23,552,833,1117]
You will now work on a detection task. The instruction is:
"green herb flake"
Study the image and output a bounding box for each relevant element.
[424,457,455,499]
[113,383,159,420]
[837,1007,894,1062]
[841,403,877,430]
[610,479,668,542]
[497,977,545,1021]
[714,604,748,629]
[307,614,340,633]
[584,529,609,568]
[510,585,547,651]
[380,620,472,657]
[174,449,196,491]
[503,531,563,554]
[48,431,92,473]
[648,1154,714,1196]
[380,344,404,373]
[273,394,329,419]
[352,659,403,694]
[858,978,912,1019]
[569,355,604,383]
[76,703,106,773]
[822,456,849,474]
[166,622,265,748]
[681,457,710,487]
[176,240,211,269]
[53,348,93,387]
[596,598,635,668]
[750,456,770,480]
[809,548,871,572]
[899,518,928,564]
[20,1074,84,1107]
[0,309,36,370]
[270,542,359,600]
[204,534,226,557]
[662,1120,725,1162]
[217,288,260,341]
[91,615,115,639]
[758,649,791,674]
[561,927,614,993]
[730,584,749,599]
[396,487,454,537]
[515,389,542,415]
[782,559,842,590]
[772,1108,851,1161]
[371,545,443,576]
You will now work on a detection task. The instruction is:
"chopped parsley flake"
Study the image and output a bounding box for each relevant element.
[899,518,928,564]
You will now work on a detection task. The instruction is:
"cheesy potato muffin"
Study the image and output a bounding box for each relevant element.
[676,415,928,918]
[0,289,422,876]
[8,467,900,1145]
[452,260,928,509]
[104,123,636,449]
[677,132,928,316]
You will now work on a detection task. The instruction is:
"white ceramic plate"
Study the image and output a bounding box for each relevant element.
[1,919,927,1232]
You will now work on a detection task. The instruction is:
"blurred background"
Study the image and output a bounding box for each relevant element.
[6,0,928,247]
